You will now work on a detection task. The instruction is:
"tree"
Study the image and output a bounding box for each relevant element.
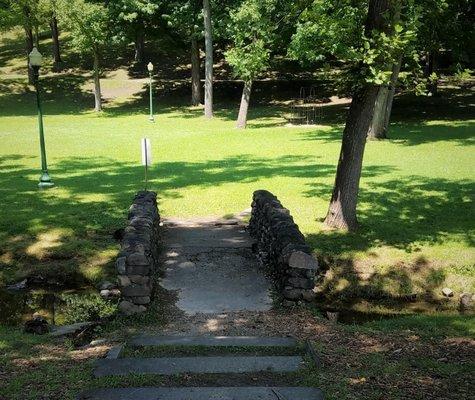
[324,0,401,230]
[289,0,416,140]
[164,0,203,105]
[203,0,213,118]
[48,0,62,66]
[59,0,110,112]
[107,0,161,63]
[225,0,276,129]
[416,0,474,96]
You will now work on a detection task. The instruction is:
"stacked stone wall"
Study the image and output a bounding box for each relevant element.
[116,191,160,315]
[249,190,319,303]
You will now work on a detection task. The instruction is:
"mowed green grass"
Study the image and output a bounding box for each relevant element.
[0,85,474,293]
[1,27,474,299]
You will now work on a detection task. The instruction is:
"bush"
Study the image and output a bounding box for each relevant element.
[59,292,117,324]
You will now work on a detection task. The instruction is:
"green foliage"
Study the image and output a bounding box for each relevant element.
[58,0,110,55]
[224,0,277,82]
[290,0,420,87]
[288,0,365,64]
[162,0,202,39]
[60,293,117,324]
[107,0,161,40]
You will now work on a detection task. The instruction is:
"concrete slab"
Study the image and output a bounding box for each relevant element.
[78,387,324,400]
[159,218,271,315]
[129,335,297,348]
[106,345,123,359]
[163,222,253,249]
[94,356,304,377]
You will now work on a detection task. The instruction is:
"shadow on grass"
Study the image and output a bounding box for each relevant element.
[0,153,339,286]
[304,174,474,308]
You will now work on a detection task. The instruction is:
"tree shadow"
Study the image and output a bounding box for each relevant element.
[0,153,339,286]
[388,120,475,146]
[304,175,474,308]
[305,176,474,254]
[0,74,92,116]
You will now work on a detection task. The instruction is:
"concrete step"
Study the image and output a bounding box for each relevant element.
[78,386,324,400]
[129,335,297,348]
[94,356,305,377]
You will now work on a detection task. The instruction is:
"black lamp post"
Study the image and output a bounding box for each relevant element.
[29,47,54,189]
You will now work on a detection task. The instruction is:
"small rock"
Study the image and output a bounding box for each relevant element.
[90,339,107,346]
[100,288,121,298]
[24,315,49,335]
[302,290,317,302]
[50,322,93,337]
[117,275,131,287]
[442,287,454,297]
[326,311,339,323]
[288,251,319,271]
[7,279,27,291]
[116,257,127,274]
[99,281,115,291]
[118,300,146,315]
[459,293,473,310]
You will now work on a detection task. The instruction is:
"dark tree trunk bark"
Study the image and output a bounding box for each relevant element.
[324,0,392,230]
[382,54,402,136]
[134,29,145,63]
[203,0,213,118]
[93,51,102,112]
[236,81,252,129]
[367,85,388,140]
[25,26,34,84]
[50,16,62,66]
[191,37,202,106]
[425,51,438,96]
[324,85,380,230]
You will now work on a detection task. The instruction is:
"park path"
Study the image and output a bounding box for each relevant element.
[79,214,324,399]
[159,216,272,315]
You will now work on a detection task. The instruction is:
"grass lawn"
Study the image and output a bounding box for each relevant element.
[1,81,474,302]
[1,28,474,302]
[1,26,474,400]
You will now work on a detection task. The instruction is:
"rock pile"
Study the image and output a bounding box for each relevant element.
[116,191,160,315]
[249,190,319,303]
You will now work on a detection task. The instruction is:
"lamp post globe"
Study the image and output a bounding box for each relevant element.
[147,62,155,122]
[29,47,54,189]
[29,47,43,68]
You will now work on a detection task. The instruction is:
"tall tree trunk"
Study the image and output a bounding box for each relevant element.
[382,54,402,136]
[93,51,102,112]
[236,81,252,129]
[425,51,437,96]
[34,25,39,48]
[203,0,213,118]
[25,26,34,84]
[367,86,388,139]
[324,0,392,230]
[324,85,380,230]
[50,16,62,66]
[134,29,145,63]
[191,37,202,106]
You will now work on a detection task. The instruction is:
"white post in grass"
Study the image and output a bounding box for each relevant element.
[141,138,152,190]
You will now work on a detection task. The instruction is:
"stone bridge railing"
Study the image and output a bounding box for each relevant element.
[116,191,160,315]
[249,190,319,304]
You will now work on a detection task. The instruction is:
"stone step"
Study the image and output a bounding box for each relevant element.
[129,335,298,348]
[94,356,305,377]
[78,386,324,400]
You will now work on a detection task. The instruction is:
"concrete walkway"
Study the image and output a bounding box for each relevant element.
[159,217,272,315]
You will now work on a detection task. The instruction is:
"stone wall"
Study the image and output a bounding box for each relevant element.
[116,191,160,315]
[249,190,319,303]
